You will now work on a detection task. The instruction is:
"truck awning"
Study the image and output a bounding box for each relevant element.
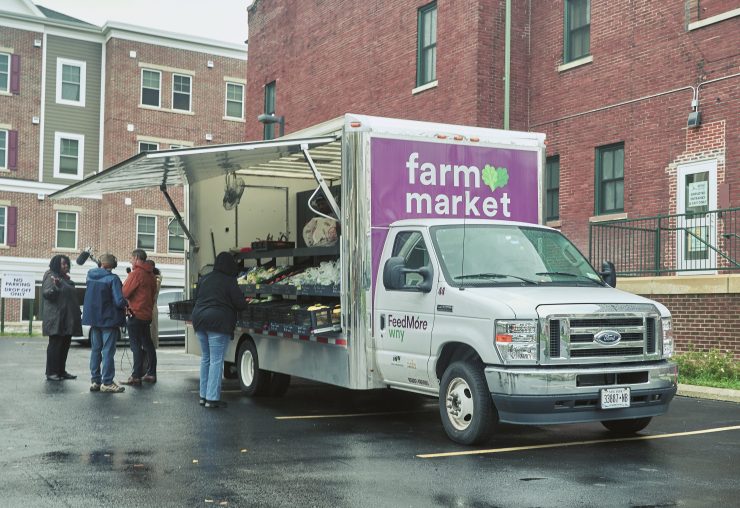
[49,136,341,199]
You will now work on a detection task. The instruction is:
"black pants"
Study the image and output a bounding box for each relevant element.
[127,317,156,378]
[46,335,71,376]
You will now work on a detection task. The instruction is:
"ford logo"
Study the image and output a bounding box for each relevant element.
[594,330,622,345]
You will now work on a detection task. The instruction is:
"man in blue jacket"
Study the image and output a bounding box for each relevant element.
[83,254,128,393]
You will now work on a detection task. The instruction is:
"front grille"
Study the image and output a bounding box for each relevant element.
[570,318,643,327]
[571,347,644,358]
[542,310,662,363]
[549,319,561,357]
[646,318,657,354]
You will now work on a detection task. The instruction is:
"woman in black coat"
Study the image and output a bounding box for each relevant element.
[41,254,83,381]
[192,252,247,408]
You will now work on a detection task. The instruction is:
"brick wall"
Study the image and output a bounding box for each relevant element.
[245,0,530,139]
[648,293,740,358]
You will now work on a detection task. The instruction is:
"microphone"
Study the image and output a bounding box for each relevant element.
[76,249,91,266]
[126,267,131,274]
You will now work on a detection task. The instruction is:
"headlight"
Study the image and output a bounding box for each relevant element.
[662,317,674,358]
[495,320,538,363]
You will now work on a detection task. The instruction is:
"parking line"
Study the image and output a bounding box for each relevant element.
[276,410,430,420]
[416,425,740,459]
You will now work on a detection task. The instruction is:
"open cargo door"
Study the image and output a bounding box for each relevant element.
[49,136,342,250]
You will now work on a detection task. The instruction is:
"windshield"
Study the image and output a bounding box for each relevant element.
[430,224,604,287]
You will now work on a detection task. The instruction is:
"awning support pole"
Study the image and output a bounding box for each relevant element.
[160,184,199,252]
[302,145,341,221]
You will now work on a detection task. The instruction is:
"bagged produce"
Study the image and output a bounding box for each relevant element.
[303,217,338,247]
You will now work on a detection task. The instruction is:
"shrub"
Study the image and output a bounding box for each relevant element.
[674,346,739,384]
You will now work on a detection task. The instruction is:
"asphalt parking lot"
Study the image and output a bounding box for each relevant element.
[2,337,739,507]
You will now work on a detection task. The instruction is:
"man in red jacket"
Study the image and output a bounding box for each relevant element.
[121,249,158,385]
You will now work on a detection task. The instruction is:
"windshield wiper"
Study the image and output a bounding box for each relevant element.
[455,273,538,285]
[535,271,604,285]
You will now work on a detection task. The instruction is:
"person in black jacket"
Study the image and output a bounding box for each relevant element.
[192,251,247,408]
[41,254,82,381]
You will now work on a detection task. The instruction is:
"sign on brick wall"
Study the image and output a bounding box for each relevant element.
[1,273,36,299]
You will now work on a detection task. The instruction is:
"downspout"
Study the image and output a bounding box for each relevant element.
[503,0,511,130]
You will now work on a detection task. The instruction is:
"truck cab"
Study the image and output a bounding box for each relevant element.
[376,219,677,444]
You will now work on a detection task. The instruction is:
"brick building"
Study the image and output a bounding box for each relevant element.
[0,0,247,322]
[244,0,739,355]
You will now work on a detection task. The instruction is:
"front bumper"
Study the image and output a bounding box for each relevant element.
[484,361,677,425]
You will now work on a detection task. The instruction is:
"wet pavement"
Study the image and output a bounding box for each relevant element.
[1,337,739,507]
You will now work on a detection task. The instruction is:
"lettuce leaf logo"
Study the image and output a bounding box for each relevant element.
[482,165,509,192]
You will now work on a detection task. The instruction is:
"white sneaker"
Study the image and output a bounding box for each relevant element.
[100,383,125,393]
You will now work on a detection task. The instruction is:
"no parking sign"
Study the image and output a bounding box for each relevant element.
[1,273,36,299]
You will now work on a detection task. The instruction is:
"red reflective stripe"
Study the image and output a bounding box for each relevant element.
[316,336,328,344]
[335,339,347,346]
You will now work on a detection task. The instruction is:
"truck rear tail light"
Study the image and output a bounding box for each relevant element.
[350,121,362,128]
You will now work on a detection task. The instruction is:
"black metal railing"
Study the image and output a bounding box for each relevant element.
[589,208,740,276]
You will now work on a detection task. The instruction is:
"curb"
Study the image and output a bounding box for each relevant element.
[677,383,740,403]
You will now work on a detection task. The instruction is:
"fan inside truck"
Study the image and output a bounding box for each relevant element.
[51,114,678,445]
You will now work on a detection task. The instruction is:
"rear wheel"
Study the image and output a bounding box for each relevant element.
[237,340,270,396]
[439,360,496,445]
[601,417,652,434]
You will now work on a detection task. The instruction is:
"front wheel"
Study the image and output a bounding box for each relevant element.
[439,360,496,445]
[601,417,652,435]
[237,340,270,396]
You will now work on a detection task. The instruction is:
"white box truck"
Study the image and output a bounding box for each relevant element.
[52,114,677,444]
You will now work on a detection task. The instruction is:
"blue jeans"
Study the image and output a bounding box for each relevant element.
[127,317,156,378]
[196,330,230,402]
[89,327,120,385]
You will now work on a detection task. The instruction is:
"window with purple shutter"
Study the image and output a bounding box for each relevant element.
[10,54,20,94]
[8,130,17,170]
[6,206,17,246]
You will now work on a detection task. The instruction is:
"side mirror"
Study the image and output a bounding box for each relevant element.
[383,256,406,290]
[599,261,617,287]
[382,256,434,293]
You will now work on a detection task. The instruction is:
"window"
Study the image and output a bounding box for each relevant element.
[416,2,437,87]
[225,82,244,119]
[0,130,6,169]
[545,156,560,221]
[391,231,431,288]
[595,143,624,215]
[56,58,86,106]
[168,217,185,253]
[172,74,191,111]
[141,69,161,107]
[263,81,276,140]
[55,211,78,249]
[137,215,156,251]
[0,206,6,245]
[53,132,84,179]
[564,0,590,63]
[0,53,8,93]
[139,142,159,153]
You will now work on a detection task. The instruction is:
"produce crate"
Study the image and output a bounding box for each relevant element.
[251,240,295,250]
[298,283,340,296]
[267,305,334,335]
[168,299,194,321]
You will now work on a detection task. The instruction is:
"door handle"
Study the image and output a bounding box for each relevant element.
[380,314,385,330]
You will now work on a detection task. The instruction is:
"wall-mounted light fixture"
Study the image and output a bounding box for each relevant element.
[257,113,285,137]
[207,60,214,68]
[32,116,40,124]
[34,39,42,47]
[205,133,213,141]
[687,96,702,128]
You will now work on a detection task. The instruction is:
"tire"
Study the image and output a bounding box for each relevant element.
[223,362,238,380]
[237,340,271,396]
[601,417,652,435]
[267,373,291,397]
[439,360,496,445]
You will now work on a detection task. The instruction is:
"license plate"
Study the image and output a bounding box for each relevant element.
[600,387,631,409]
